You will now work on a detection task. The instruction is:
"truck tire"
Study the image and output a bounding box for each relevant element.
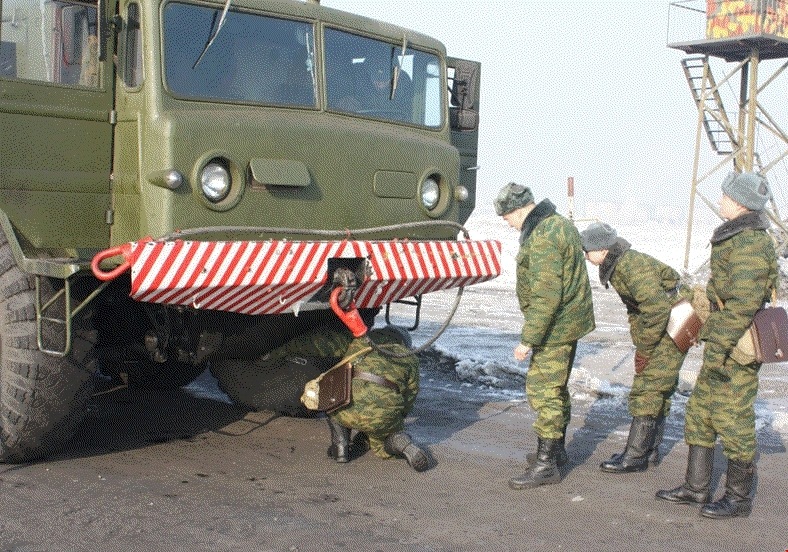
[0,232,97,463]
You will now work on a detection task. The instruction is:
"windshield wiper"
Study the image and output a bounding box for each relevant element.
[390,35,407,100]
[192,0,232,69]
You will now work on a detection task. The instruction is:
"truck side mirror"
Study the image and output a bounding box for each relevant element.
[449,59,479,131]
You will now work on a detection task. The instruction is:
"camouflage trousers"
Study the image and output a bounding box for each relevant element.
[330,379,417,459]
[525,342,577,440]
[684,352,760,461]
[629,332,685,417]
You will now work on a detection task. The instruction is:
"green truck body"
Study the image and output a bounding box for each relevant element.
[0,0,496,462]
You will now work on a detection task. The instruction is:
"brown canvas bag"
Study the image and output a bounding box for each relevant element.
[300,346,372,412]
[667,298,703,353]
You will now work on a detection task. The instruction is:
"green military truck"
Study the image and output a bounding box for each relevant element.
[0,0,499,462]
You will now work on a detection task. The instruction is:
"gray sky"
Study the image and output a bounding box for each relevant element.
[321,0,788,221]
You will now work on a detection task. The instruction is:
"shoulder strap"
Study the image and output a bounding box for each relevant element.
[331,346,374,369]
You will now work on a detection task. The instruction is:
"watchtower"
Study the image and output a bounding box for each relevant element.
[667,0,788,269]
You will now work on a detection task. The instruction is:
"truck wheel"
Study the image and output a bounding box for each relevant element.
[0,233,97,463]
[210,358,320,418]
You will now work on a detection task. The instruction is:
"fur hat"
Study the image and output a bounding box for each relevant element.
[721,171,771,211]
[580,222,618,252]
[493,182,534,216]
[370,325,412,348]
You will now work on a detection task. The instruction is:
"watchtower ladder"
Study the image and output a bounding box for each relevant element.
[681,56,736,155]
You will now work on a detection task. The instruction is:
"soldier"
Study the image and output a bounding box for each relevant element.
[656,172,777,519]
[580,222,690,473]
[324,325,429,472]
[494,182,596,490]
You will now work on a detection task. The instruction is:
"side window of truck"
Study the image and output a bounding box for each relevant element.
[0,0,100,88]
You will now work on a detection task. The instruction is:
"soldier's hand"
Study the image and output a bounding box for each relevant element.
[514,343,532,362]
[634,351,649,374]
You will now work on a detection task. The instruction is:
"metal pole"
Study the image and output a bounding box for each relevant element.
[684,58,709,271]
[745,49,759,172]
[567,176,575,221]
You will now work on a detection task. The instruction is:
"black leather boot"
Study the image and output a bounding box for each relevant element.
[384,432,429,472]
[326,417,351,463]
[509,437,561,490]
[351,431,370,458]
[700,459,754,519]
[648,415,665,465]
[655,444,714,504]
[526,434,567,467]
[600,416,658,473]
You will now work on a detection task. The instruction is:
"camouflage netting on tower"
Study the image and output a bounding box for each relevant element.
[707,0,788,39]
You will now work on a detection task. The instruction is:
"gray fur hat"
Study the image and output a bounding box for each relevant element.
[493,182,534,216]
[580,222,617,252]
[721,171,771,211]
[370,325,412,348]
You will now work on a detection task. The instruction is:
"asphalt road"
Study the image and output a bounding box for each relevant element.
[0,353,786,552]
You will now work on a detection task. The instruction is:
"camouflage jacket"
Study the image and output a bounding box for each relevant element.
[332,332,419,437]
[516,199,595,346]
[701,211,777,355]
[602,239,681,357]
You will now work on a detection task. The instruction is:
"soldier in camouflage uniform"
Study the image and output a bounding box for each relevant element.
[580,222,690,473]
[263,323,427,471]
[327,325,427,471]
[657,172,777,519]
[494,182,596,490]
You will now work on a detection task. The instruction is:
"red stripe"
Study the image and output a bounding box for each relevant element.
[197,242,255,309]
[210,242,266,311]
[292,242,326,285]
[473,241,493,277]
[189,242,237,307]
[222,242,287,313]
[464,241,485,278]
[145,242,201,304]
[433,242,452,278]
[165,242,220,306]
[261,242,295,285]
[490,240,503,274]
[132,241,167,295]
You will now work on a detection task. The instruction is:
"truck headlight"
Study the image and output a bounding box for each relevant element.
[201,161,231,203]
[421,177,440,210]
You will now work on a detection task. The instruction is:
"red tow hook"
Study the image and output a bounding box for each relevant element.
[90,237,152,282]
[329,286,368,337]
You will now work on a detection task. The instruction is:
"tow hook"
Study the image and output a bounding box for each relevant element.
[329,267,368,337]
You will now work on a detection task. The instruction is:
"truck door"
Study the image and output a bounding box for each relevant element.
[0,0,113,249]
[447,57,480,224]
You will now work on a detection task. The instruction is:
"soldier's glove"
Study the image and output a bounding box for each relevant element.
[634,351,649,374]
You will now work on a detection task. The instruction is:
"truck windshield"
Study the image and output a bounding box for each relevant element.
[163,2,316,107]
[324,28,443,128]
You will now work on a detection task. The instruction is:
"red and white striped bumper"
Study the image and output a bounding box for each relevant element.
[124,239,501,316]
